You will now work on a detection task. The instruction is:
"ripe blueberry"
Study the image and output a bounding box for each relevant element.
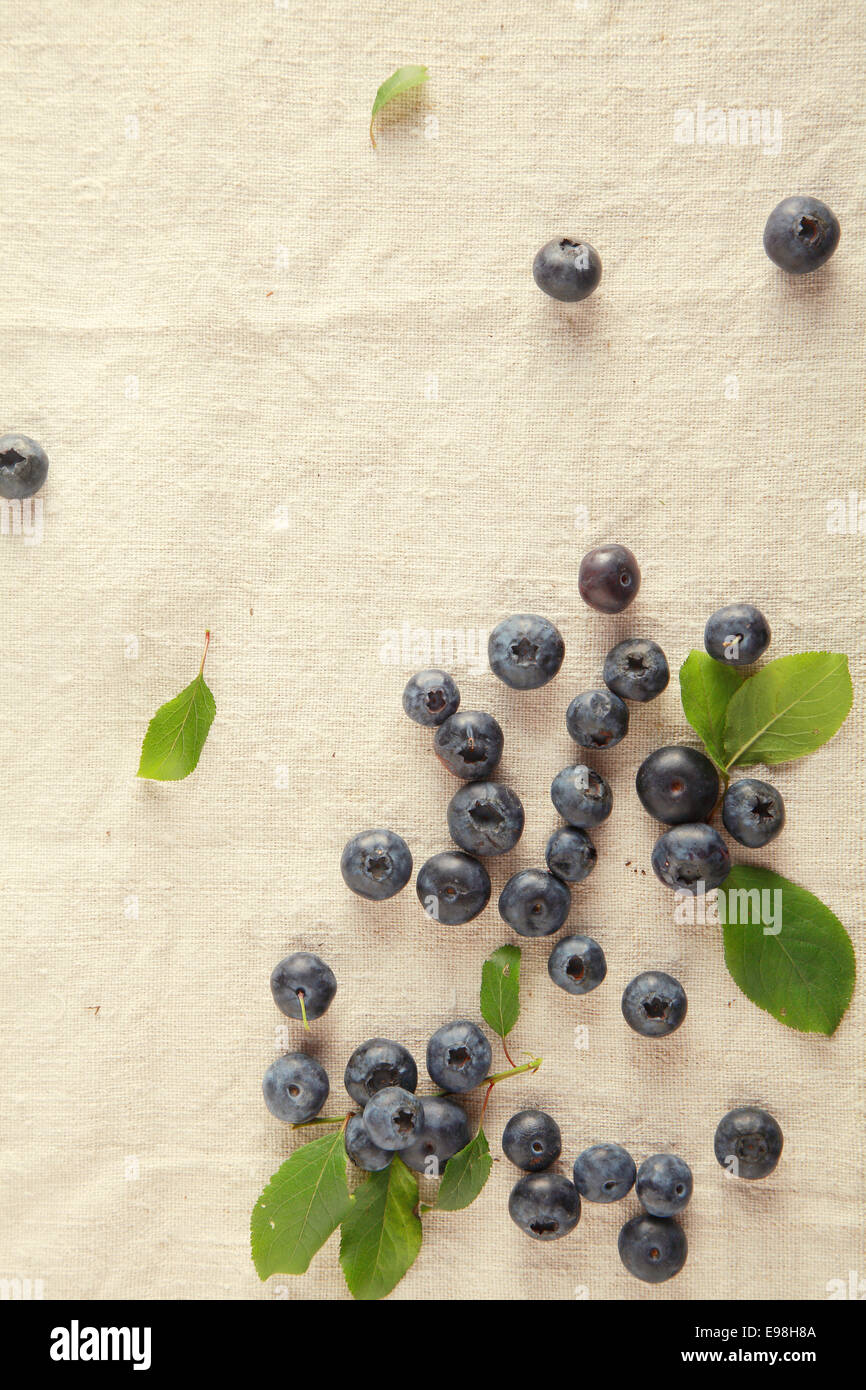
[344,1114,393,1172]
[270,952,336,1024]
[636,745,720,824]
[426,1020,492,1093]
[488,614,565,689]
[498,868,571,937]
[532,237,601,303]
[400,1096,471,1176]
[572,1143,635,1202]
[433,710,504,781]
[704,603,770,666]
[362,1086,424,1151]
[344,1038,418,1106]
[502,1110,562,1172]
[603,638,669,703]
[713,1106,783,1180]
[578,543,640,614]
[262,1052,329,1124]
[621,970,687,1037]
[551,764,612,828]
[651,823,731,893]
[0,433,49,500]
[545,826,597,883]
[341,829,412,900]
[618,1214,687,1283]
[636,1153,693,1217]
[416,850,491,924]
[508,1171,581,1239]
[566,689,629,749]
[402,669,460,726]
[722,778,785,848]
[548,934,607,995]
[763,196,840,275]
[447,781,525,856]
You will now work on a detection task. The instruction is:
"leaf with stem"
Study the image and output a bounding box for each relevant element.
[370,65,429,146]
[137,632,215,781]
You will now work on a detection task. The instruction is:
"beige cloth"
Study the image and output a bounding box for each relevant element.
[1,0,863,1301]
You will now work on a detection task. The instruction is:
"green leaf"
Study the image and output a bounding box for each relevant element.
[339,1156,422,1301]
[679,649,745,770]
[137,632,216,781]
[480,944,521,1038]
[719,866,855,1035]
[436,1127,493,1211]
[370,65,429,145]
[722,652,852,769]
[251,1128,351,1279]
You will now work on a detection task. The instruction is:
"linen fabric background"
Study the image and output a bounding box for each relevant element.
[1,0,863,1302]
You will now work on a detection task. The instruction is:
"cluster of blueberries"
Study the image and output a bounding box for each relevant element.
[504,1116,692,1283]
[263,540,789,1283]
[340,542,785,1037]
[504,1103,783,1283]
[260,951,784,1284]
[261,954,494,1175]
[532,195,841,302]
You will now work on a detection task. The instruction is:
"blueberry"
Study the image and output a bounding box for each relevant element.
[621,971,687,1037]
[545,826,597,883]
[447,781,525,857]
[704,603,770,666]
[488,614,565,689]
[636,745,720,824]
[426,1020,492,1093]
[763,196,840,274]
[578,543,640,614]
[362,1086,424,1151]
[433,710,504,781]
[262,1052,329,1124]
[269,951,336,1023]
[713,1106,783,1180]
[502,1110,562,1172]
[722,778,785,848]
[572,1143,635,1203]
[508,1171,581,1240]
[618,1214,687,1283]
[0,433,49,500]
[402,669,460,726]
[400,1096,471,1176]
[548,934,607,995]
[551,764,613,828]
[498,868,571,938]
[341,829,413,900]
[636,1154,693,1217]
[532,237,601,303]
[651,823,731,893]
[603,638,669,703]
[416,850,491,924]
[344,1114,393,1172]
[566,689,629,749]
[344,1038,418,1106]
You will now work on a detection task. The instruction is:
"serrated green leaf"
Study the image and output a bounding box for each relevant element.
[370,65,429,145]
[339,1156,422,1301]
[679,649,745,770]
[480,944,521,1039]
[722,651,852,769]
[251,1128,351,1279]
[436,1127,493,1211]
[719,866,855,1035]
[137,635,216,780]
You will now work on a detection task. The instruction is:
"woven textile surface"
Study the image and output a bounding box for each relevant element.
[1,0,863,1300]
